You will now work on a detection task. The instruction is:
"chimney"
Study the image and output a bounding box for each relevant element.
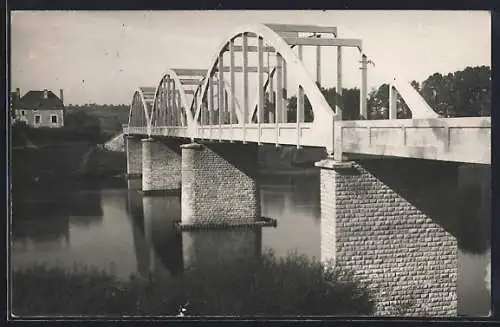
[59,89,64,104]
[43,89,48,99]
[16,88,20,100]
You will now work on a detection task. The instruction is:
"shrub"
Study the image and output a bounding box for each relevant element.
[12,251,375,317]
[179,249,375,316]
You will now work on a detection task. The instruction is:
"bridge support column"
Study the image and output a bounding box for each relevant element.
[142,138,182,195]
[316,157,458,316]
[180,142,260,226]
[126,135,142,179]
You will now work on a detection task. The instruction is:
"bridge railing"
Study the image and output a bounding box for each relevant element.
[194,122,317,147]
[123,126,148,136]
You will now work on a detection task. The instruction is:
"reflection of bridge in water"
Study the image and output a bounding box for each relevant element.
[126,183,262,281]
[122,23,490,316]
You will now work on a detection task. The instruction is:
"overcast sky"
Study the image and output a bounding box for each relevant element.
[11,10,491,105]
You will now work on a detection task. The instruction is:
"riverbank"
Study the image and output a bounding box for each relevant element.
[12,251,375,316]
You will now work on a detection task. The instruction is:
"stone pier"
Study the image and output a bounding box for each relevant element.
[315,157,459,316]
[125,135,143,179]
[142,138,182,195]
[180,142,260,227]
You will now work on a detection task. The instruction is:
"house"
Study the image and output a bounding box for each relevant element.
[13,88,65,128]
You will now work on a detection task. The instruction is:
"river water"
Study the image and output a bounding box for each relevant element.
[11,173,490,316]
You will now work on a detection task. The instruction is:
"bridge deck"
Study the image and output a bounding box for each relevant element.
[124,116,490,165]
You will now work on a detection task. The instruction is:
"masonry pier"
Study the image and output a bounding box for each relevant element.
[141,138,182,195]
[125,135,143,179]
[180,142,260,227]
[315,157,459,316]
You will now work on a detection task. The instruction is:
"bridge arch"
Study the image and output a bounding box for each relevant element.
[128,87,155,134]
[150,68,196,129]
[193,23,338,151]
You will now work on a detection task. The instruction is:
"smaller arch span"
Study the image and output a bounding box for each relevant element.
[150,68,198,129]
[128,87,156,134]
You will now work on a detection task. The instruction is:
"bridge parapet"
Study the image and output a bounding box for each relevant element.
[335,117,491,165]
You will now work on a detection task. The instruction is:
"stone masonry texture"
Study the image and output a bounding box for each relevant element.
[142,138,183,193]
[318,158,459,316]
[126,136,142,177]
[181,142,260,226]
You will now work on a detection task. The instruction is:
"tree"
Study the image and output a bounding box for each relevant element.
[419,66,490,117]
[285,86,361,122]
[366,83,413,120]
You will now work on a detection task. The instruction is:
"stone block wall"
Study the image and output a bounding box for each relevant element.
[142,138,182,194]
[317,158,459,316]
[181,142,260,226]
[126,136,142,178]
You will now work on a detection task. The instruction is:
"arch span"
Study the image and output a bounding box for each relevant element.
[150,69,197,129]
[128,87,156,133]
[193,23,338,151]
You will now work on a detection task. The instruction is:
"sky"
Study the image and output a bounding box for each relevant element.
[10,10,491,105]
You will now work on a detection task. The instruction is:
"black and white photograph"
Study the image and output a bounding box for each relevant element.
[9,10,492,318]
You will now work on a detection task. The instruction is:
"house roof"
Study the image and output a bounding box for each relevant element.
[18,90,64,110]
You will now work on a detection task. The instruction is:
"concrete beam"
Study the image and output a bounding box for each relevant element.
[215,66,270,73]
[226,45,276,52]
[283,37,362,49]
[265,24,337,35]
[172,69,207,76]
[180,78,203,86]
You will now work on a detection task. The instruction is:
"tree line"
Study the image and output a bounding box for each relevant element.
[280,65,490,121]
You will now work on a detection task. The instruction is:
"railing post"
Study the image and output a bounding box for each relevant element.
[178,91,185,127]
[229,38,236,142]
[297,45,304,124]
[337,46,343,120]
[168,76,174,126]
[276,53,283,146]
[257,36,264,145]
[316,35,321,88]
[268,55,274,124]
[389,84,397,119]
[208,75,214,139]
[297,86,303,149]
[201,94,207,127]
[282,60,287,123]
[242,33,248,144]
[218,55,224,142]
[360,54,368,120]
[297,45,304,149]
[173,83,178,126]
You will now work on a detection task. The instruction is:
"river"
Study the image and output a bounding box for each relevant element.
[11,172,490,316]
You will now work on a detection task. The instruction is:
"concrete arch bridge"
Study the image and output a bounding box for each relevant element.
[123,23,491,316]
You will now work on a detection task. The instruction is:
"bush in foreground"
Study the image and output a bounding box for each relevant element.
[12,251,375,317]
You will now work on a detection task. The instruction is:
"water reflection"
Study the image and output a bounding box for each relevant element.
[130,189,261,279]
[457,164,491,255]
[456,164,491,316]
[143,195,183,278]
[260,173,321,260]
[11,169,491,316]
[12,215,70,252]
[182,228,262,269]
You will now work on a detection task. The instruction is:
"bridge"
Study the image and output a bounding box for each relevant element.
[123,23,491,316]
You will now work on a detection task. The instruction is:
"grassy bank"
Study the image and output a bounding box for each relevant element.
[12,251,375,316]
